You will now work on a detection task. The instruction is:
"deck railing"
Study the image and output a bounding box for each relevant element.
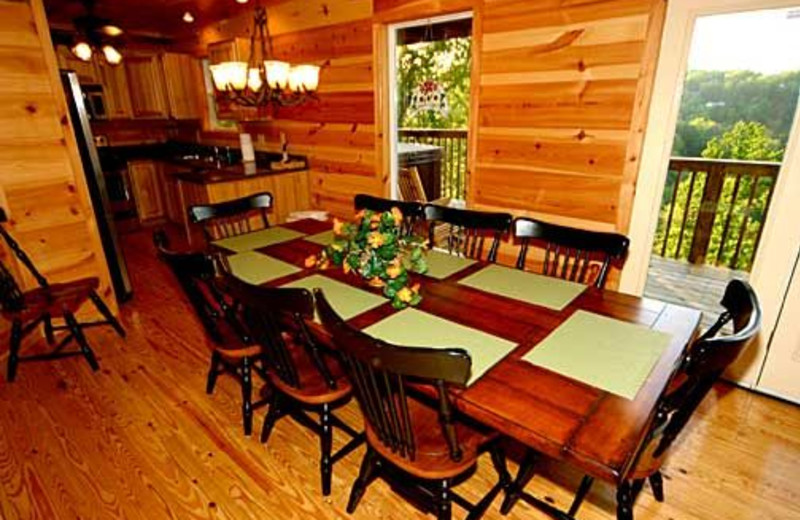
[653,157,781,271]
[398,128,468,199]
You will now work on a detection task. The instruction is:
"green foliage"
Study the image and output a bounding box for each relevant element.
[701,121,784,161]
[397,38,471,129]
[311,209,427,309]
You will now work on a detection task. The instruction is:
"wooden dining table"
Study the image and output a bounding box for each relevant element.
[219,218,702,513]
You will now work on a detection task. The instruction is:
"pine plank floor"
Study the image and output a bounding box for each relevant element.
[1,229,799,519]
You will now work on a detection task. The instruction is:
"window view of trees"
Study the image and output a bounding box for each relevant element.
[653,70,800,271]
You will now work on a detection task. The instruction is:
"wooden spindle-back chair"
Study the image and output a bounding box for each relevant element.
[398,166,428,203]
[0,208,125,382]
[502,280,761,520]
[153,230,266,435]
[188,192,273,242]
[513,217,630,289]
[354,194,425,236]
[221,275,364,496]
[423,204,512,263]
[316,289,510,520]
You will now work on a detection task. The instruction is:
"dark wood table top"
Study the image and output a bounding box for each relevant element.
[242,219,702,483]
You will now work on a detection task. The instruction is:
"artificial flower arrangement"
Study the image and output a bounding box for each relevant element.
[305,208,428,309]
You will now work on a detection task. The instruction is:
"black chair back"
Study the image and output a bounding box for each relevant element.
[0,207,51,313]
[221,274,339,391]
[424,204,512,263]
[316,289,472,461]
[513,217,630,289]
[188,192,273,242]
[354,194,424,236]
[153,231,249,344]
[628,279,761,477]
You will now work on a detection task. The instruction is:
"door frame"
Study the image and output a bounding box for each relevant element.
[619,0,800,387]
[385,11,474,200]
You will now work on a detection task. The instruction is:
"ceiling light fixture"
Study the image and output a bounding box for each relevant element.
[71,41,93,62]
[236,0,249,4]
[183,11,195,23]
[100,24,123,37]
[70,0,124,65]
[209,6,320,108]
[102,44,122,65]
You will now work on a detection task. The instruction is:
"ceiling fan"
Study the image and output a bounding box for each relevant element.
[70,0,124,65]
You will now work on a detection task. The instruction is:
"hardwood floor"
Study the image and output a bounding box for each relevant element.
[1,229,799,519]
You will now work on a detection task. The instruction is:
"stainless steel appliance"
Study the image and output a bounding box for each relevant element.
[80,83,107,120]
[61,70,132,302]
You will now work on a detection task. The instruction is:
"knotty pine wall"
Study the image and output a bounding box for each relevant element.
[193,0,666,235]
[0,0,116,315]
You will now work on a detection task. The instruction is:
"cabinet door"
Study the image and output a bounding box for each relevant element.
[208,39,249,64]
[158,163,184,224]
[129,161,165,221]
[97,62,132,119]
[161,53,203,120]
[125,55,169,118]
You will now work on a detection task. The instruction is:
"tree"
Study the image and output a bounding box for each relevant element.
[701,121,784,161]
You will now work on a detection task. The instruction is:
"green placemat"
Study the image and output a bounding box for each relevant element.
[305,230,335,246]
[280,274,386,320]
[213,227,306,253]
[522,310,672,400]
[227,251,301,285]
[363,308,517,386]
[423,250,477,280]
[459,264,586,311]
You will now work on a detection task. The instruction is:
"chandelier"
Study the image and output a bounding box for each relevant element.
[209,6,320,108]
[70,0,124,65]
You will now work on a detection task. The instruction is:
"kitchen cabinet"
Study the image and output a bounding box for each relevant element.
[55,45,100,83]
[158,163,185,224]
[207,38,249,65]
[125,54,169,118]
[128,160,165,221]
[97,61,132,119]
[161,53,203,120]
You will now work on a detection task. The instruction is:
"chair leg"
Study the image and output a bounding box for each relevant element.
[649,471,665,502]
[568,476,595,517]
[64,312,99,372]
[500,448,538,515]
[7,320,22,382]
[320,402,333,496]
[616,481,634,520]
[347,447,381,514]
[89,290,125,338]
[260,392,283,444]
[43,315,55,345]
[206,351,222,394]
[241,357,253,436]
[437,478,452,520]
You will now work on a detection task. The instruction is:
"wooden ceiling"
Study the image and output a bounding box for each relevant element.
[43,0,253,39]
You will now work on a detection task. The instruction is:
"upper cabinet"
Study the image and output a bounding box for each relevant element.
[161,53,203,120]
[97,61,132,119]
[125,54,169,118]
[56,45,100,83]
[208,38,249,65]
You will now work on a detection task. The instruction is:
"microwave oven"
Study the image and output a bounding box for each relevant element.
[82,84,107,120]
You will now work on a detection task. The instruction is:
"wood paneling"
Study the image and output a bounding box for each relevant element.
[0,0,115,314]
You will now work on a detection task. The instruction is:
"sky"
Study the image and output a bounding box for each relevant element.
[688,7,800,73]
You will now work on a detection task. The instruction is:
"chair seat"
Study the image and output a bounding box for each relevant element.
[268,338,351,405]
[4,277,99,321]
[367,396,496,480]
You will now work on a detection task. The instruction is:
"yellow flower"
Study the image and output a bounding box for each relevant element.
[410,283,421,294]
[304,255,317,268]
[343,262,352,274]
[397,287,413,303]
[332,218,344,236]
[319,258,330,270]
[367,232,385,248]
[386,261,402,279]
[391,207,403,226]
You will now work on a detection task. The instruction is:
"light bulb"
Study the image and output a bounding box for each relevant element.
[247,68,263,92]
[264,60,290,89]
[102,45,122,65]
[227,62,248,90]
[295,64,320,92]
[72,42,93,62]
[183,12,194,23]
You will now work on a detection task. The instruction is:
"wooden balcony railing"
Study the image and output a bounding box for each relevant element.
[398,128,468,199]
[653,157,781,271]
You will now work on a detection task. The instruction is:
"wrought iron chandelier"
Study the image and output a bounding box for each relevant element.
[209,6,320,108]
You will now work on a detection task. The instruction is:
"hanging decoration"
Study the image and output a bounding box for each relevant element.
[407,79,449,118]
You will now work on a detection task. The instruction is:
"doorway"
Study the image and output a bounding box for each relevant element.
[388,12,473,204]
[623,0,800,390]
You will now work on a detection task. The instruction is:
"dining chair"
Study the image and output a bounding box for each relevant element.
[500,279,761,520]
[0,208,125,382]
[424,204,513,263]
[221,275,364,497]
[513,217,630,289]
[153,230,266,436]
[188,191,273,242]
[316,289,511,520]
[354,194,425,236]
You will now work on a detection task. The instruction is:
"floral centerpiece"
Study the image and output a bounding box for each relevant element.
[306,208,428,309]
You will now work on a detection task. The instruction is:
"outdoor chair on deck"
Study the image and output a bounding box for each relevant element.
[0,208,125,382]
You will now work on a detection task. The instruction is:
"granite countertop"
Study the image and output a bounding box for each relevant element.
[170,158,308,184]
